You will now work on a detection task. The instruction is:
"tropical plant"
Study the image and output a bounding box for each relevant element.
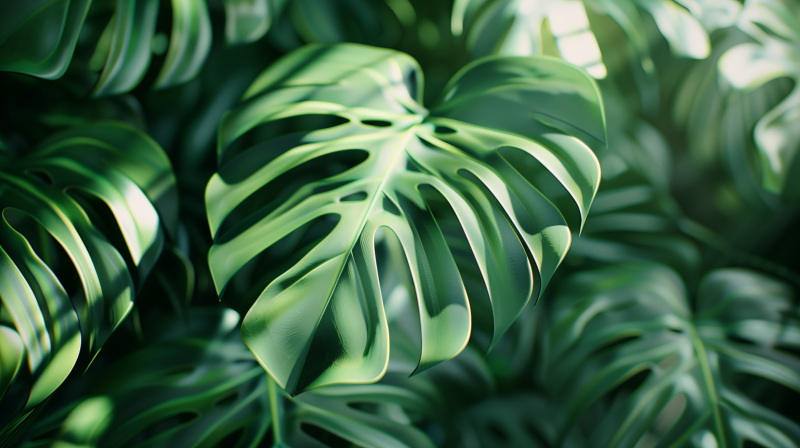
[3,0,800,446]
[539,264,800,447]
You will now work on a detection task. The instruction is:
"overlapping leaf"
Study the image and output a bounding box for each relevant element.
[718,0,800,196]
[18,308,441,448]
[541,264,800,447]
[207,43,603,394]
[0,121,177,440]
[91,0,212,96]
[0,0,92,79]
[450,0,735,75]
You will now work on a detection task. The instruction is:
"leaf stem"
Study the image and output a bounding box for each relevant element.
[688,326,727,447]
[268,375,283,445]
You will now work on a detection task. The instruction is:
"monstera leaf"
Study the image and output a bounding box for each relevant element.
[0,0,92,79]
[541,264,800,447]
[718,0,800,196]
[18,308,440,448]
[0,121,177,440]
[206,43,604,394]
[89,0,212,96]
[450,0,735,73]
[0,0,212,94]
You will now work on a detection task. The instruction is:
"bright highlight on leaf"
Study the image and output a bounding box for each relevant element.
[206,43,604,395]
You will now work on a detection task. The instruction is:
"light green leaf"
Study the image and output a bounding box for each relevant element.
[153,0,212,89]
[542,264,800,447]
[0,121,177,435]
[718,0,800,195]
[207,43,604,395]
[0,0,92,79]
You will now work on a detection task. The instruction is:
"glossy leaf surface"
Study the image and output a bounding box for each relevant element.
[93,0,212,96]
[207,43,604,394]
[543,264,800,447]
[0,0,92,79]
[0,121,177,434]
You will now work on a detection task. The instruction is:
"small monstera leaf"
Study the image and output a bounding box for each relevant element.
[0,0,92,79]
[19,308,440,448]
[542,264,800,448]
[207,43,604,394]
[0,121,177,438]
[719,0,800,196]
[90,0,212,96]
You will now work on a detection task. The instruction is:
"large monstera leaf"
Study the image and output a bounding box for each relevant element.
[18,308,441,448]
[0,121,177,439]
[718,0,800,196]
[541,264,800,448]
[206,43,604,395]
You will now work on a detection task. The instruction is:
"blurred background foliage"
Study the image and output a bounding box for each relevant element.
[1,0,800,447]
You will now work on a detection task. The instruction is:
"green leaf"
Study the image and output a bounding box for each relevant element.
[451,0,724,80]
[0,121,177,433]
[206,43,603,395]
[569,88,701,278]
[0,0,92,79]
[224,0,277,45]
[718,0,800,195]
[153,0,212,89]
[92,0,212,96]
[542,264,800,447]
[19,308,439,448]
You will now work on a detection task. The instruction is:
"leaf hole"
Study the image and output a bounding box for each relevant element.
[361,120,391,128]
[214,392,239,407]
[25,170,53,185]
[212,428,245,447]
[215,149,367,244]
[725,333,756,346]
[382,194,402,216]
[131,412,198,443]
[606,368,651,403]
[67,188,142,286]
[220,214,341,311]
[221,114,350,168]
[732,373,800,423]
[2,209,82,298]
[301,422,362,448]
[434,125,456,134]
[340,191,368,202]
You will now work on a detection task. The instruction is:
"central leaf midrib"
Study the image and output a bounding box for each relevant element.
[292,126,418,387]
[688,324,727,447]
